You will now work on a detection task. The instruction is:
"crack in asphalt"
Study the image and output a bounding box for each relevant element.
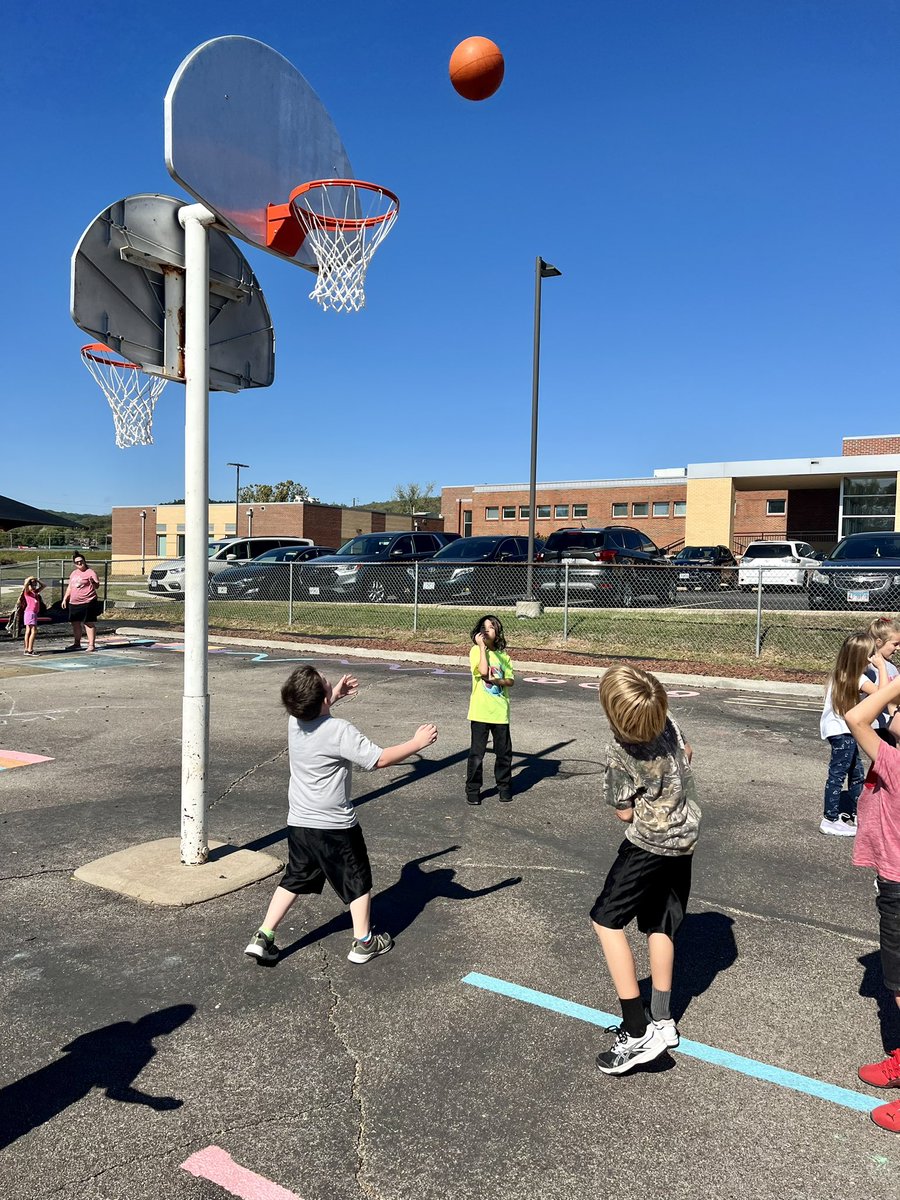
[210,747,288,811]
[0,867,74,882]
[319,945,378,1200]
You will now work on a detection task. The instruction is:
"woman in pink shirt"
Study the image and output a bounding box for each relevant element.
[61,553,101,652]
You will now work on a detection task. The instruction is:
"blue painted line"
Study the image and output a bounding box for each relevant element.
[462,972,879,1114]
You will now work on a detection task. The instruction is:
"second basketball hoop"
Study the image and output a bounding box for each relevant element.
[266,179,399,313]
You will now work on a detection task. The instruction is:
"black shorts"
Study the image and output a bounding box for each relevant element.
[876,877,900,993]
[68,600,101,622]
[281,824,372,905]
[590,838,693,938]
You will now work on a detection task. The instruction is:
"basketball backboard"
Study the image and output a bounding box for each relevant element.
[165,37,354,272]
[71,193,275,393]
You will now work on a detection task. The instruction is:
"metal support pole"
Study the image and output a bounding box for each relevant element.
[288,561,294,625]
[178,203,215,865]
[140,509,147,575]
[413,561,419,633]
[755,570,764,657]
[526,258,542,601]
[563,561,570,641]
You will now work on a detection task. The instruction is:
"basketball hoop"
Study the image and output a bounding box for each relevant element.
[271,180,399,313]
[80,343,168,448]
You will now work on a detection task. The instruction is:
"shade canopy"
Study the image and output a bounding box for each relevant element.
[0,495,81,534]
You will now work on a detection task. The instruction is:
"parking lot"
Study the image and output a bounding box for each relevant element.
[0,632,897,1198]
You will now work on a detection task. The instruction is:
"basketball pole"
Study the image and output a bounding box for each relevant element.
[179,203,216,865]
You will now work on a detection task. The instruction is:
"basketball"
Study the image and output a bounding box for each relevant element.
[449,37,505,102]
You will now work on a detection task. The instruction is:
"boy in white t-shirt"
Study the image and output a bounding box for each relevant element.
[245,666,437,966]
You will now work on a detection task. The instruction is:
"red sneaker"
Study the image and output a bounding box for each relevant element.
[859,1048,900,1089]
[871,1097,900,1132]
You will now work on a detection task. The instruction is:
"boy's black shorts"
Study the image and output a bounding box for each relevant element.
[281,824,372,905]
[876,876,900,993]
[590,838,693,938]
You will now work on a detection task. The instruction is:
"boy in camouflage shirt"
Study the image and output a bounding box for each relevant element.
[590,665,701,1075]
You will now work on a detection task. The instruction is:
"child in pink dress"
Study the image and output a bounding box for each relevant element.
[18,577,44,656]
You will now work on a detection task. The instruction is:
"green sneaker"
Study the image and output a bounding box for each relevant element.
[244,929,279,965]
[347,931,393,964]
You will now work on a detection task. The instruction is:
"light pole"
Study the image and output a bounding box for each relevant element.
[227,462,249,538]
[526,256,562,601]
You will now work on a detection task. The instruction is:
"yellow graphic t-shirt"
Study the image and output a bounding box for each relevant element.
[467,645,514,724]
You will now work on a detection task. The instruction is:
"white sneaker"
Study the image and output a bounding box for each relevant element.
[596,1023,667,1075]
[820,815,856,837]
[651,1017,680,1048]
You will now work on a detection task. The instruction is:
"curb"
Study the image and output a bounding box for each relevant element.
[117,627,825,698]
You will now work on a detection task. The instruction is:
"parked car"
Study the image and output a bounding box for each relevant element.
[672,545,737,590]
[412,536,543,604]
[209,545,337,601]
[301,531,459,603]
[534,527,676,607]
[148,536,314,599]
[737,540,820,591]
[808,532,900,611]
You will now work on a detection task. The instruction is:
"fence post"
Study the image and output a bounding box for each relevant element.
[103,560,109,610]
[563,561,570,641]
[755,569,763,657]
[288,562,294,625]
[412,561,419,633]
[36,555,41,585]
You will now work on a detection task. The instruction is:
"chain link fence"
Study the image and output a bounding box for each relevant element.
[22,556,900,674]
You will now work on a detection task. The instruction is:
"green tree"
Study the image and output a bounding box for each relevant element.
[238,480,318,503]
[392,482,437,522]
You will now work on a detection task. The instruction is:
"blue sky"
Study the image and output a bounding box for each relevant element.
[3,1,899,513]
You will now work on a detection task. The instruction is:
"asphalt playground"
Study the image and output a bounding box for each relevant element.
[0,628,898,1199]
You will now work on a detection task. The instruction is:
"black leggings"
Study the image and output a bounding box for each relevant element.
[466,721,513,797]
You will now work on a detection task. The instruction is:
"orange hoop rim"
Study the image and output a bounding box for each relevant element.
[288,179,400,232]
[81,342,142,370]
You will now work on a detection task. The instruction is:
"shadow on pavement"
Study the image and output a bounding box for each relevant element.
[858,950,900,1052]
[0,1004,195,1150]
[277,846,522,962]
[661,911,739,1023]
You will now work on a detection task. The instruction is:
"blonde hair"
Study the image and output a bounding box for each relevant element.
[869,616,900,646]
[599,665,668,744]
[830,631,877,718]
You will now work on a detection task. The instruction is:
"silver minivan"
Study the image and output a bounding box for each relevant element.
[148,536,314,598]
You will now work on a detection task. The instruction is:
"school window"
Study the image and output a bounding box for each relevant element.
[652,502,670,518]
[674,501,687,517]
[611,502,627,518]
[766,499,786,515]
[485,507,499,521]
[519,506,531,519]
[555,505,569,519]
[177,535,186,557]
[502,505,516,519]
[224,523,236,535]
[572,504,588,518]
[156,534,167,557]
[536,505,551,519]
[632,503,649,518]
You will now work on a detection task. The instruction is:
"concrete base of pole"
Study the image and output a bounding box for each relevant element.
[515,600,544,619]
[73,837,283,907]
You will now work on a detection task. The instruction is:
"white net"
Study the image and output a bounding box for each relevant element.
[291,181,399,313]
[80,344,168,448]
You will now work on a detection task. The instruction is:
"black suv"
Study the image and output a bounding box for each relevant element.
[301,531,459,603]
[808,532,900,611]
[413,535,541,604]
[672,545,737,590]
[535,527,675,607]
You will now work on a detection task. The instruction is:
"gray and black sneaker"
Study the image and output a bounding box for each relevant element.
[244,929,279,965]
[347,931,393,964]
[595,1023,666,1075]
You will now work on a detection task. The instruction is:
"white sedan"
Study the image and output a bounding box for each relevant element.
[738,540,820,590]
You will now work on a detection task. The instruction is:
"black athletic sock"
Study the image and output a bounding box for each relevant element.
[651,988,672,1022]
[619,996,648,1039]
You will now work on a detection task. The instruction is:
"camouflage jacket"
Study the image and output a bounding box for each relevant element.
[603,717,701,856]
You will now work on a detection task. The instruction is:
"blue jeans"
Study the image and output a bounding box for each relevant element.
[823,734,864,821]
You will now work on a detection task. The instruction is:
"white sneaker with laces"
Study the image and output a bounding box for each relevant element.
[596,1023,667,1075]
[820,816,856,837]
[651,1017,680,1048]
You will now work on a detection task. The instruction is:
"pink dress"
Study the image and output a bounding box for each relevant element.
[23,592,40,627]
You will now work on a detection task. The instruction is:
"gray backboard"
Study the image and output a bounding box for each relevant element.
[70,194,275,393]
[165,37,353,272]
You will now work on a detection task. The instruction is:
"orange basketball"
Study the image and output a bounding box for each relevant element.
[449,36,505,102]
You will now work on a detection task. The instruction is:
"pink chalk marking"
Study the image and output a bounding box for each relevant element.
[0,749,53,770]
[180,1146,303,1200]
